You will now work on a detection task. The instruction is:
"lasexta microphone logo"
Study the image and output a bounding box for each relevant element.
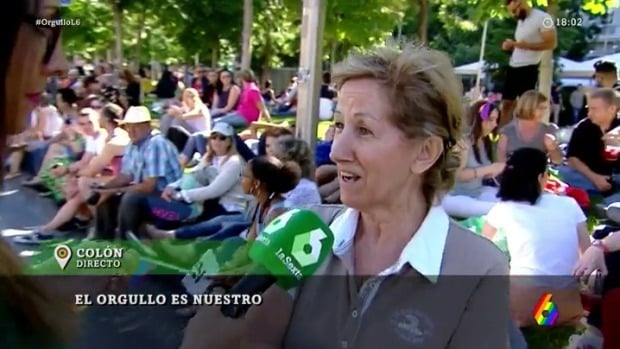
[532,293,559,326]
[291,228,328,267]
[252,209,334,289]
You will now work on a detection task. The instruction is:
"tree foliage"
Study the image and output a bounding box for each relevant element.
[61,0,615,82]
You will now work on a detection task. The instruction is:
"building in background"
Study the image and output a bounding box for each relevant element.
[586,8,620,59]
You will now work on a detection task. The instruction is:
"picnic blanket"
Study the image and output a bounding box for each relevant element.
[546,169,590,208]
[456,216,509,255]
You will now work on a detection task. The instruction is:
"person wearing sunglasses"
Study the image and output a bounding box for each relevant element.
[140,122,247,237]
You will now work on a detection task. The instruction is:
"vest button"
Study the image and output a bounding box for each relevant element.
[341,340,348,348]
[351,309,358,318]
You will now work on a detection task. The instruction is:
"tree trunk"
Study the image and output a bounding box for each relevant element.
[538,0,559,123]
[330,41,338,69]
[133,6,147,72]
[111,0,123,70]
[416,0,428,45]
[240,0,253,70]
[211,42,219,67]
[261,34,273,87]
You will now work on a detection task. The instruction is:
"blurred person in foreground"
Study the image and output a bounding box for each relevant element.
[573,227,620,349]
[0,1,135,348]
[179,45,510,349]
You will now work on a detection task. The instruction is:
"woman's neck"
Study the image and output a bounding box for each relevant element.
[358,191,428,246]
[222,84,231,90]
[256,191,271,207]
[64,107,77,116]
[104,124,116,135]
[518,118,538,126]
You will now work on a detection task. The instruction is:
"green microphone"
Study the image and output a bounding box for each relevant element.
[221,208,335,318]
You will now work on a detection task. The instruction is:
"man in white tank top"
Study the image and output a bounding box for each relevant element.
[500,0,557,127]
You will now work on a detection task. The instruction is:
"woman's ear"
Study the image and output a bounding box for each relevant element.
[409,136,444,175]
[251,181,260,194]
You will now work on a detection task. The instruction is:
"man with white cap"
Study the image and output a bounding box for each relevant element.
[90,106,182,239]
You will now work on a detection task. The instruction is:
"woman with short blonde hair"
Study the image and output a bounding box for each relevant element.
[164,87,212,153]
[180,45,511,349]
[497,89,563,164]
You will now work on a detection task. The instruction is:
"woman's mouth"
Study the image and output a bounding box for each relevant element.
[26,92,42,105]
[340,171,361,183]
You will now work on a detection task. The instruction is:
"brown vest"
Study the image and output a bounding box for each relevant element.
[283,205,511,349]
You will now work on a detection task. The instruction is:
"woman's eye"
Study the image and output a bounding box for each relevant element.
[333,122,344,131]
[357,127,371,136]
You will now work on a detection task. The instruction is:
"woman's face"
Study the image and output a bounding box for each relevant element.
[182,91,194,107]
[207,71,218,84]
[533,102,549,121]
[219,71,232,87]
[481,109,498,136]
[240,165,258,195]
[209,133,231,156]
[77,114,95,135]
[265,136,277,156]
[6,0,68,135]
[330,78,436,210]
[333,110,344,139]
[538,168,549,189]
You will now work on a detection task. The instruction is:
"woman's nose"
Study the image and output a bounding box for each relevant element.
[329,128,353,164]
[43,35,69,77]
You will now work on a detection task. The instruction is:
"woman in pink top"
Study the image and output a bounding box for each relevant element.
[215,69,271,129]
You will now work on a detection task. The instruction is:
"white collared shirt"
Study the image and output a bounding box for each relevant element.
[330,205,450,283]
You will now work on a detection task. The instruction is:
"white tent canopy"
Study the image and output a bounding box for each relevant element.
[557,57,592,78]
[581,53,620,68]
[454,61,484,75]
[579,53,620,75]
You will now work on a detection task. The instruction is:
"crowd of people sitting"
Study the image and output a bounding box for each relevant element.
[5,48,620,349]
[438,80,620,347]
[4,65,340,247]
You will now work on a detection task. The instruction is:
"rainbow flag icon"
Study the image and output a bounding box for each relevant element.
[532,293,559,326]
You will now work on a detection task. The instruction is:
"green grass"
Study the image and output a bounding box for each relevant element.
[275,116,332,141]
[522,326,580,349]
[148,106,332,142]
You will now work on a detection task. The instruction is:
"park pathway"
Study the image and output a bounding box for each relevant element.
[0,178,187,349]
